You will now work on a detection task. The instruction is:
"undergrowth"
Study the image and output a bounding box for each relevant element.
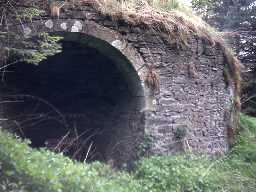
[0,114,256,192]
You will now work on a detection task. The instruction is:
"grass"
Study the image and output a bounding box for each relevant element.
[0,130,141,192]
[0,114,256,192]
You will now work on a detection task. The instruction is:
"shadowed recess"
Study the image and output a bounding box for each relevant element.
[0,34,145,168]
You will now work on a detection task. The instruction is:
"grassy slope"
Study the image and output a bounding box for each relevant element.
[0,114,256,192]
[0,132,141,192]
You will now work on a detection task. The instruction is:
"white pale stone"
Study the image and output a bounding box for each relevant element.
[23,27,32,38]
[74,20,83,30]
[229,86,234,98]
[111,40,123,50]
[60,22,67,30]
[45,20,53,29]
[71,25,79,32]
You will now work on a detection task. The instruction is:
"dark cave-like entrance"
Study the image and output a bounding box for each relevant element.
[0,34,145,167]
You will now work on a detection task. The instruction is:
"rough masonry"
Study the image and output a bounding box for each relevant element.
[0,1,236,168]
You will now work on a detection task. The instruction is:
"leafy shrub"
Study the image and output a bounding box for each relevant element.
[135,155,215,192]
[0,114,256,192]
[0,178,26,192]
[134,114,256,192]
[0,129,141,192]
[135,155,250,192]
[228,114,256,180]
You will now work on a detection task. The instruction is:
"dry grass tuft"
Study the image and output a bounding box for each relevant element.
[220,45,241,111]
[144,65,160,93]
[0,48,8,65]
[78,0,241,103]
[80,0,218,46]
[69,0,241,112]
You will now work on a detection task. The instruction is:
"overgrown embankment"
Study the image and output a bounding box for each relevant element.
[0,114,255,192]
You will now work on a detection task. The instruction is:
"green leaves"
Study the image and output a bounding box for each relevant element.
[191,0,220,10]
[135,155,218,192]
[21,32,63,65]
[0,129,140,192]
[16,8,45,21]
[0,114,256,192]
[1,32,63,65]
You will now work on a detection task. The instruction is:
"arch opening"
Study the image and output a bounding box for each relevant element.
[0,33,145,168]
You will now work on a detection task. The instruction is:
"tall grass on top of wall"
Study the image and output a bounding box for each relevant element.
[101,0,192,14]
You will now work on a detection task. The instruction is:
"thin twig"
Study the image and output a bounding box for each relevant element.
[0,100,24,104]
[13,120,25,137]
[84,142,93,163]
[6,94,68,127]
[242,94,256,104]
[0,60,19,71]
[54,131,70,152]
[62,128,95,151]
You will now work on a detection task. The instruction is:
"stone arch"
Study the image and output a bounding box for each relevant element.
[0,5,236,162]
[1,19,151,168]
[23,19,146,76]
[19,18,155,109]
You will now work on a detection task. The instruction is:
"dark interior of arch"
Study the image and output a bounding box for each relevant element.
[0,36,144,168]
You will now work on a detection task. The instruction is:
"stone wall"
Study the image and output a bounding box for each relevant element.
[0,1,234,166]
[144,39,231,155]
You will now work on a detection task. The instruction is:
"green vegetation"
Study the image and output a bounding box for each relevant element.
[150,0,191,12]
[0,130,141,192]
[0,32,63,65]
[0,1,61,65]
[16,7,45,21]
[0,114,256,192]
[22,32,63,65]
